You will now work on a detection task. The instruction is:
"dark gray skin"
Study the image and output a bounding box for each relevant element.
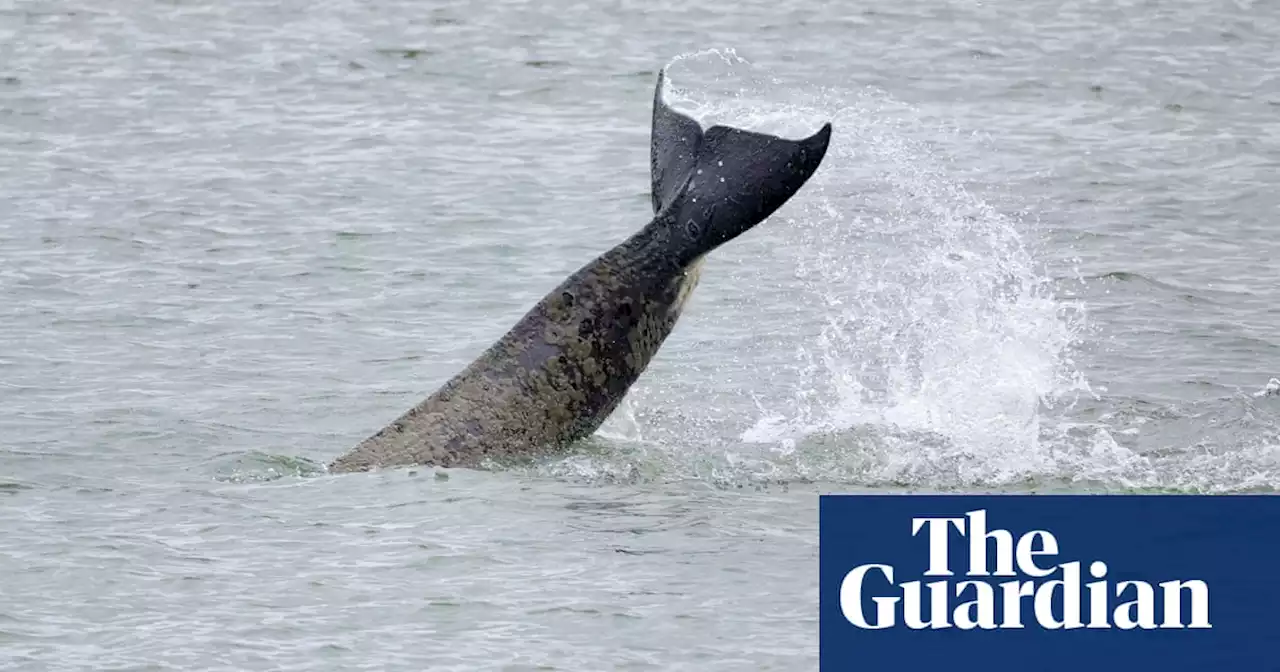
[329,70,832,473]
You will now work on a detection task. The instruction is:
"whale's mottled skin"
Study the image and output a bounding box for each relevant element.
[329,70,832,473]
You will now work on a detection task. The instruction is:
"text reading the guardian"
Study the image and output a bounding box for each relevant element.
[842,509,1210,631]
[818,495,1279,672]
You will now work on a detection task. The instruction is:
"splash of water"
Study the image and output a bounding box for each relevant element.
[600,51,1110,489]
[537,51,1279,493]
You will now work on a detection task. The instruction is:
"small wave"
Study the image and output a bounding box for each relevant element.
[1071,270,1256,304]
[0,480,36,495]
[203,450,328,483]
[1254,378,1280,398]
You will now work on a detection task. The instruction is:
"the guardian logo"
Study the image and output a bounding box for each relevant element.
[840,509,1212,631]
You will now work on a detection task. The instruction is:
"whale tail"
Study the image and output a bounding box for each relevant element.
[647,69,832,262]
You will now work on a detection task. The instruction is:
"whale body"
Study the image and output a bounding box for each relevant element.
[329,70,832,473]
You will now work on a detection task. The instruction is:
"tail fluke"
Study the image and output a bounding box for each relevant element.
[649,69,706,214]
[647,69,832,259]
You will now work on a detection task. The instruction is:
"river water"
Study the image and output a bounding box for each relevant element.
[3,0,1279,669]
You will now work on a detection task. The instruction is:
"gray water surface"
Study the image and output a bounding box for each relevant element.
[3,0,1280,669]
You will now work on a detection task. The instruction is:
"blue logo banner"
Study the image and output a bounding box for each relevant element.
[818,495,1280,671]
